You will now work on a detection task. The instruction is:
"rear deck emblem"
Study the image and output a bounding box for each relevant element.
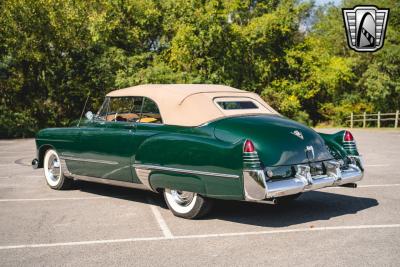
[291,130,304,140]
[342,6,389,52]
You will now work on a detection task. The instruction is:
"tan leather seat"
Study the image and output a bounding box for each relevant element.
[106,113,139,121]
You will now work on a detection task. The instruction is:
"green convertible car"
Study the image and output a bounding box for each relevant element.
[32,84,364,219]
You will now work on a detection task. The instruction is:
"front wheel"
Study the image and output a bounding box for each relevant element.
[44,149,73,190]
[163,189,213,219]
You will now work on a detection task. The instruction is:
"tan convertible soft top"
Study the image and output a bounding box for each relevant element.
[107,84,278,126]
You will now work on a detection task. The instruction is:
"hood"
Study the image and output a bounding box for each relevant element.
[211,115,333,166]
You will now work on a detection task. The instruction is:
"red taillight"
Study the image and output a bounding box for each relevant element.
[344,131,354,142]
[243,140,255,153]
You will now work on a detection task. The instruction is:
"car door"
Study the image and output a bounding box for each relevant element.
[130,97,165,182]
[65,96,143,182]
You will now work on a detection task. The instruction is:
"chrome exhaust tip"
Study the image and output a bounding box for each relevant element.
[260,198,277,205]
[339,183,358,188]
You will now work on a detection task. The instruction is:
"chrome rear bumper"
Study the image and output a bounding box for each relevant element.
[243,160,363,201]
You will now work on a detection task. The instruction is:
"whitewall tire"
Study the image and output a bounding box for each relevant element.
[163,189,212,219]
[43,149,73,190]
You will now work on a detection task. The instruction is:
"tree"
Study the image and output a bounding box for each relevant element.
[1,0,399,137]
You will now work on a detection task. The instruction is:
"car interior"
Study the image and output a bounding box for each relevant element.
[104,113,162,123]
[98,96,162,124]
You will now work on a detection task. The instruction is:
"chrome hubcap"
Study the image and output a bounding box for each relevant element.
[170,190,195,206]
[47,154,60,182]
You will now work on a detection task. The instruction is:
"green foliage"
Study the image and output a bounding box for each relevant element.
[312,0,400,124]
[0,0,399,137]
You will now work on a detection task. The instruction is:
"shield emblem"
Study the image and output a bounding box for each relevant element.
[342,6,389,52]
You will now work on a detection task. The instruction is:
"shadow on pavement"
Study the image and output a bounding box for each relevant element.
[209,190,378,227]
[75,180,166,206]
[75,180,378,227]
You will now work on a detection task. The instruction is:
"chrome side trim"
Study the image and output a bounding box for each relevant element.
[132,164,240,179]
[135,168,154,192]
[36,138,73,143]
[60,159,147,191]
[61,153,75,157]
[60,159,73,177]
[73,175,147,190]
[61,156,119,165]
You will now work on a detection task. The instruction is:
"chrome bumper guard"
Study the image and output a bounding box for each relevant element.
[243,159,364,201]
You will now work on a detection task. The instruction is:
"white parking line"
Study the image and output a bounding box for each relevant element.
[0,175,43,179]
[176,224,400,239]
[146,197,173,238]
[0,224,399,250]
[364,164,390,167]
[325,183,400,189]
[358,184,400,188]
[0,196,109,202]
[11,175,43,178]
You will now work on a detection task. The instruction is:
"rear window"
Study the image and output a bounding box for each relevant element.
[217,101,258,110]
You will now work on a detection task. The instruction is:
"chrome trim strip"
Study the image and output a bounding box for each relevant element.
[134,168,154,192]
[36,138,73,143]
[61,153,75,157]
[243,152,259,156]
[61,156,119,165]
[73,175,147,190]
[60,159,73,177]
[132,164,240,179]
[243,155,260,159]
[60,159,147,191]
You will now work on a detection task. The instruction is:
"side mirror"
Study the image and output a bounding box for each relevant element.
[85,111,94,120]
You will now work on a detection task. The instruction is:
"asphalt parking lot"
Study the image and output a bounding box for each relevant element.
[0,129,399,266]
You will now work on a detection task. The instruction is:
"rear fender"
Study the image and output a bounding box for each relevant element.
[134,133,244,200]
[319,130,360,158]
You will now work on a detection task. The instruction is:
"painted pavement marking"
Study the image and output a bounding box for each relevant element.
[0,224,399,250]
[146,197,173,238]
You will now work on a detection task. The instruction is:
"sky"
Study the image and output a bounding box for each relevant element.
[315,0,341,5]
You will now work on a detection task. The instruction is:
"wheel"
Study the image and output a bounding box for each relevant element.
[163,189,213,219]
[276,193,302,205]
[43,149,73,190]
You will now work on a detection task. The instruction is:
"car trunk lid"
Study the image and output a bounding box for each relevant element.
[212,115,333,166]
